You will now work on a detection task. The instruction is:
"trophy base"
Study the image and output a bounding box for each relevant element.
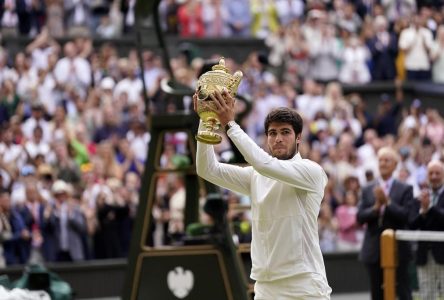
[196,131,222,145]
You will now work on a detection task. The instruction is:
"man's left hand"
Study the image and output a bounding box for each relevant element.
[210,90,236,127]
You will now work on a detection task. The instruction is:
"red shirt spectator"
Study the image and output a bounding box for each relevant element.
[177,0,205,38]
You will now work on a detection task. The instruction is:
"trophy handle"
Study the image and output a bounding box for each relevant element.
[228,71,243,96]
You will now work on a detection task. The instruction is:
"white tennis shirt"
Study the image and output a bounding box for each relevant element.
[196,122,329,284]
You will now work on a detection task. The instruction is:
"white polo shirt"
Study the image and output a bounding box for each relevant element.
[196,122,329,284]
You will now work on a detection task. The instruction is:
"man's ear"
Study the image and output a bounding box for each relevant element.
[296,134,301,142]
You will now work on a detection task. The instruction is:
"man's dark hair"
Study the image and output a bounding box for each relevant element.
[264,107,303,136]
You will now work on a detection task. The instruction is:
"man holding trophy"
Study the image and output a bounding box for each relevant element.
[194,58,331,299]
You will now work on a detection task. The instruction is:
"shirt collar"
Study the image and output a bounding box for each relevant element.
[432,185,444,196]
[290,152,302,161]
[380,177,394,186]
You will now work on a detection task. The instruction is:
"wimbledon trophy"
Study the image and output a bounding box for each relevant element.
[196,58,243,144]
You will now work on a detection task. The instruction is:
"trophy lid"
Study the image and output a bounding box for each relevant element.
[211,58,229,73]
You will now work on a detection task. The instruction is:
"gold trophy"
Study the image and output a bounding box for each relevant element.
[196,58,243,144]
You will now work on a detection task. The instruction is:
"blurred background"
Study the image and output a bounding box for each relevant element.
[0,0,443,299]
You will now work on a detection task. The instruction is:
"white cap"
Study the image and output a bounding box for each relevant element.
[52,180,70,194]
[100,77,115,90]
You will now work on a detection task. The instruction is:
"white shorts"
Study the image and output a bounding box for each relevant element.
[254,273,331,300]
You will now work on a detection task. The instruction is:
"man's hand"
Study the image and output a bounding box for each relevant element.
[419,189,430,213]
[373,186,387,209]
[210,90,236,127]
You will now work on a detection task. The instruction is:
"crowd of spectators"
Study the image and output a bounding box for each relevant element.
[1,0,444,84]
[0,0,443,267]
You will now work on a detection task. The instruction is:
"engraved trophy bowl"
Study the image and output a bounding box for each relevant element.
[196,57,243,144]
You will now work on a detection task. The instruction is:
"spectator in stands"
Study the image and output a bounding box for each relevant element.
[399,99,426,137]
[410,160,444,300]
[167,174,186,243]
[142,51,166,98]
[323,82,350,119]
[318,200,338,253]
[398,14,434,81]
[0,0,19,36]
[64,0,92,36]
[415,137,436,186]
[50,105,75,145]
[52,140,82,186]
[420,109,444,148]
[1,190,30,265]
[374,92,403,137]
[15,52,38,102]
[22,102,52,143]
[335,2,363,35]
[24,126,51,163]
[90,0,112,32]
[51,180,86,262]
[19,182,48,264]
[431,25,444,83]
[350,94,374,141]
[0,191,12,267]
[382,0,416,25]
[249,82,287,139]
[46,0,64,38]
[36,67,57,116]
[0,124,26,187]
[308,21,341,84]
[94,178,129,259]
[225,0,251,37]
[159,0,179,34]
[0,50,18,87]
[120,0,136,33]
[37,163,55,202]
[295,79,324,121]
[281,21,309,85]
[275,0,304,26]
[125,119,149,163]
[339,35,371,84]
[202,0,230,37]
[336,190,363,251]
[367,16,398,81]
[53,42,92,95]
[358,147,414,300]
[16,0,45,36]
[96,14,119,38]
[113,60,143,105]
[92,106,122,144]
[96,141,123,180]
[118,174,137,254]
[250,0,279,39]
[0,79,20,124]
[177,0,205,37]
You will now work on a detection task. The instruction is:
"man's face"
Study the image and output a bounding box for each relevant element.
[267,122,298,160]
[378,153,397,178]
[428,164,444,190]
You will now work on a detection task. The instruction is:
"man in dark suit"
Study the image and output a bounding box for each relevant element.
[0,191,31,265]
[51,180,86,262]
[410,160,444,300]
[357,147,414,300]
[367,16,398,81]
